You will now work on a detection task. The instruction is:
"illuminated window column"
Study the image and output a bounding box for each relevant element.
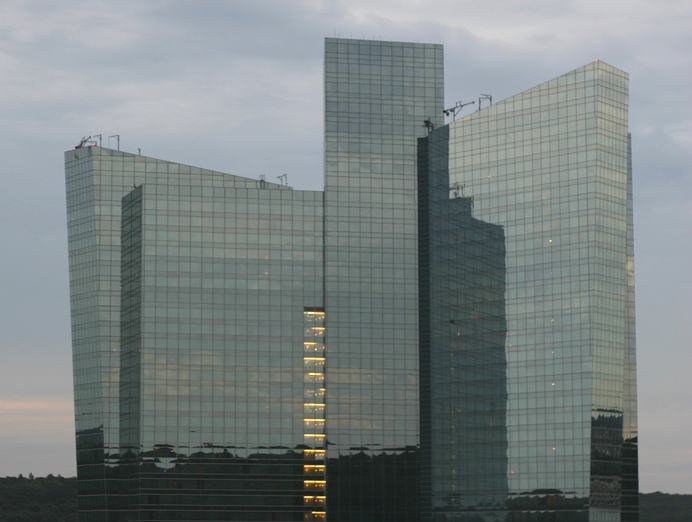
[303,309,326,521]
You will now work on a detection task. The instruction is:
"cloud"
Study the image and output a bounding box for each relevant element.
[0,1,145,47]
[0,398,72,414]
[0,399,73,437]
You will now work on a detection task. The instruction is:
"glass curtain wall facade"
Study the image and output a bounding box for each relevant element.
[66,39,637,522]
[420,61,637,521]
[66,146,324,520]
[418,128,508,521]
[323,38,443,520]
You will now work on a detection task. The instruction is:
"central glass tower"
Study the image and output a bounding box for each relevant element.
[323,38,444,519]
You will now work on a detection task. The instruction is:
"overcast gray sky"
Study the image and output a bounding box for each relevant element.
[1,0,690,494]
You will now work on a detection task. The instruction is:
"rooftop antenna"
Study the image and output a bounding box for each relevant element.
[478,93,493,111]
[93,134,102,147]
[75,136,98,148]
[276,173,288,186]
[443,100,475,121]
[108,134,120,150]
[449,182,465,198]
[422,118,435,134]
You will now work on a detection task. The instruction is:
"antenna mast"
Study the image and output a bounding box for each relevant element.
[443,100,475,121]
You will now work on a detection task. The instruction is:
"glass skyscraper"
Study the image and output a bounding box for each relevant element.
[66,39,637,521]
[323,38,443,520]
[418,60,637,521]
[66,153,324,520]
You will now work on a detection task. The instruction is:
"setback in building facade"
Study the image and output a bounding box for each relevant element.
[65,38,637,521]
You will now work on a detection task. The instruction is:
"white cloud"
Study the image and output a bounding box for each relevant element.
[0,1,146,48]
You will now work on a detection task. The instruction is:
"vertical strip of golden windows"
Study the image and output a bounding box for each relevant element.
[303,308,326,521]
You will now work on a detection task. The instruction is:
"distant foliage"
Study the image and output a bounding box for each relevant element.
[640,492,692,522]
[0,476,690,521]
[0,475,77,522]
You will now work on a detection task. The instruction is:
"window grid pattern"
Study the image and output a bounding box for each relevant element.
[67,146,324,520]
[419,128,509,520]
[66,44,637,522]
[444,61,633,521]
[303,309,327,521]
[323,37,443,520]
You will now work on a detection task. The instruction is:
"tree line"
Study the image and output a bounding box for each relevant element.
[0,475,690,521]
[0,475,77,522]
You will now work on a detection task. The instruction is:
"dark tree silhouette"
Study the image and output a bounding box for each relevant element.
[1,475,691,521]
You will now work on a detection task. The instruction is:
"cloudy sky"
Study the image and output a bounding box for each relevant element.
[1,0,690,494]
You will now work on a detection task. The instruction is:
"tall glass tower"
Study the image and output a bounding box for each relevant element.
[66,39,637,521]
[323,38,443,520]
[66,150,324,520]
[419,60,637,521]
